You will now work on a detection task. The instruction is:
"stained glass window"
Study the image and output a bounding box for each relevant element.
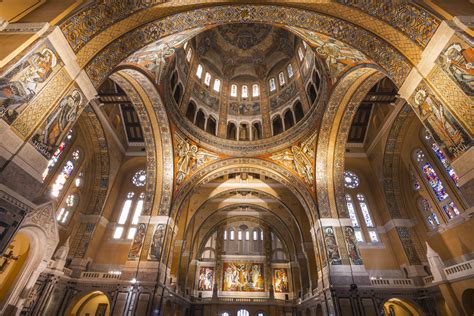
[114,192,137,240]
[418,198,440,229]
[241,85,248,98]
[132,170,146,187]
[345,194,360,228]
[213,79,221,92]
[278,72,285,86]
[51,149,80,198]
[42,131,73,180]
[186,48,192,62]
[231,84,237,97]
[356,194,374,227]
[368,231,379,242]
[298,47,304,61]
[196,64,203,78]
[269,78,276,92]
[252,84,259,97]
[442,201,460,219]
[57,194,77,224]
[287,64,294,78]
[411,171,420,191]
[344,171,360,189]
[204,72,211,86]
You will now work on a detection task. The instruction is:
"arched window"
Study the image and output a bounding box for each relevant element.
[238,230,242,241]
[272,115,283,136]
[287,64,294,78]
[344,171,379,243]
[298,47,304,61]
[231,84,237,97]
[269,78,276,92]
[113,170,146,240]
[245,230,250,241]
[195,110,206,130]
[252,122,262,140]
[241,85,248,98]
[213,79,221,92]
[206,116,217,135]
[252,84,260,97]
[345,194,363,242]
[313,70,321,91]
[230,230,235,241]
[278,72,286,86]
[51,149,81,198]
[204,72,211,86]
[186,102,196,121]
[223,230,227,240]
[56,194,78,224]
[294,101,304,123]
[227,122,237,140]
[196,64,203,79]
[183,41,188,50]
[237,309,249,316]
[422,130,459,188]
[239,123,249,141]
[186,48,192,62]
[414,149,460,220]
[173,84,183,104]
[307,83,317,104]
[221,313,230,316]
[42,130,73,180]
[284,109,295,130]
[418,198,440,230]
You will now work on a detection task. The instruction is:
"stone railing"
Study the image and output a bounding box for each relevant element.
[445,260,473,281]
[370,278,413,287]
[423,275,434,285]
[80,271,121,280]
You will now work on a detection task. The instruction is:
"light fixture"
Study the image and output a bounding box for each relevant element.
[131,278,137,284]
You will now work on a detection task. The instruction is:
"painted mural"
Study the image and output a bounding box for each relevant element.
[122,28,203,84]
[148,224,165,261]
[412,88,471,158]
[344,226,363,265]
[128,223,146,260]
[288,27,369,81]
[323,227,342,265]
[197,267,214,291]
[437,40,474,96]
[273,268,289,293]
[30,89,85,159]
[0,40,61,124]
[222,262,264,292]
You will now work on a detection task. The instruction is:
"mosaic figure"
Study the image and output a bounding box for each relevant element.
[222,262,264,292]
[344,226,363,265]
[323,227,342,265]
[128,223,146,260]
[0,44,60,124]
[273,268,289,293]
[438,42,474,95]
[198,267,214,291]
[149,224,165,260]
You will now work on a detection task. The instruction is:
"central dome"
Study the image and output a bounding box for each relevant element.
[165,23,327,155]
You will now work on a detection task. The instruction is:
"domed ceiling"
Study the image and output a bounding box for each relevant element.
[196,23,296,80]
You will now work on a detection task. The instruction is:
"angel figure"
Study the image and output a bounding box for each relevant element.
[271,143,314,185]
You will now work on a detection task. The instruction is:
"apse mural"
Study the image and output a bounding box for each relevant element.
[222,262,264,292]
[323,227,342,265]
[287,27,369,80]
[128,223,146,260]
[30,89,85,159]
[0,40,61,124]
[412,88,471,159]
[273,268,289,293]
[437,40,474,96]
[197,267,214,291]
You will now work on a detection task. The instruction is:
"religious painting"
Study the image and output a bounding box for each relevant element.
[412,88,471,159]
[122,28,203,84]
[344,226,363,265]
[197,267,214,291]
[437,40,474,96]
[30,89,85,159]
[288,27,369,80]
[273,268,289,293]
[0,40,61,124]
[323,227,342,265]
[128,223,147,260]
[222,262,264,292]
[148,224,165,261]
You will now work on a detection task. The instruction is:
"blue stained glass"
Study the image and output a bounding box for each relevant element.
[431,143,459,188]
[442,201,460,219]
[422,162,448,201]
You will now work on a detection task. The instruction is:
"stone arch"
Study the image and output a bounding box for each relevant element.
[109,69,174,217]
[315,66,384,218]
[1,203,59,314]
[66,290,111,316]
[382,297,424,316]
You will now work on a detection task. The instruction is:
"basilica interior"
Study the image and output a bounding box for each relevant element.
[0,1,473,316]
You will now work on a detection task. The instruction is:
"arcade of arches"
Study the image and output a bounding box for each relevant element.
[0,1,473,316]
